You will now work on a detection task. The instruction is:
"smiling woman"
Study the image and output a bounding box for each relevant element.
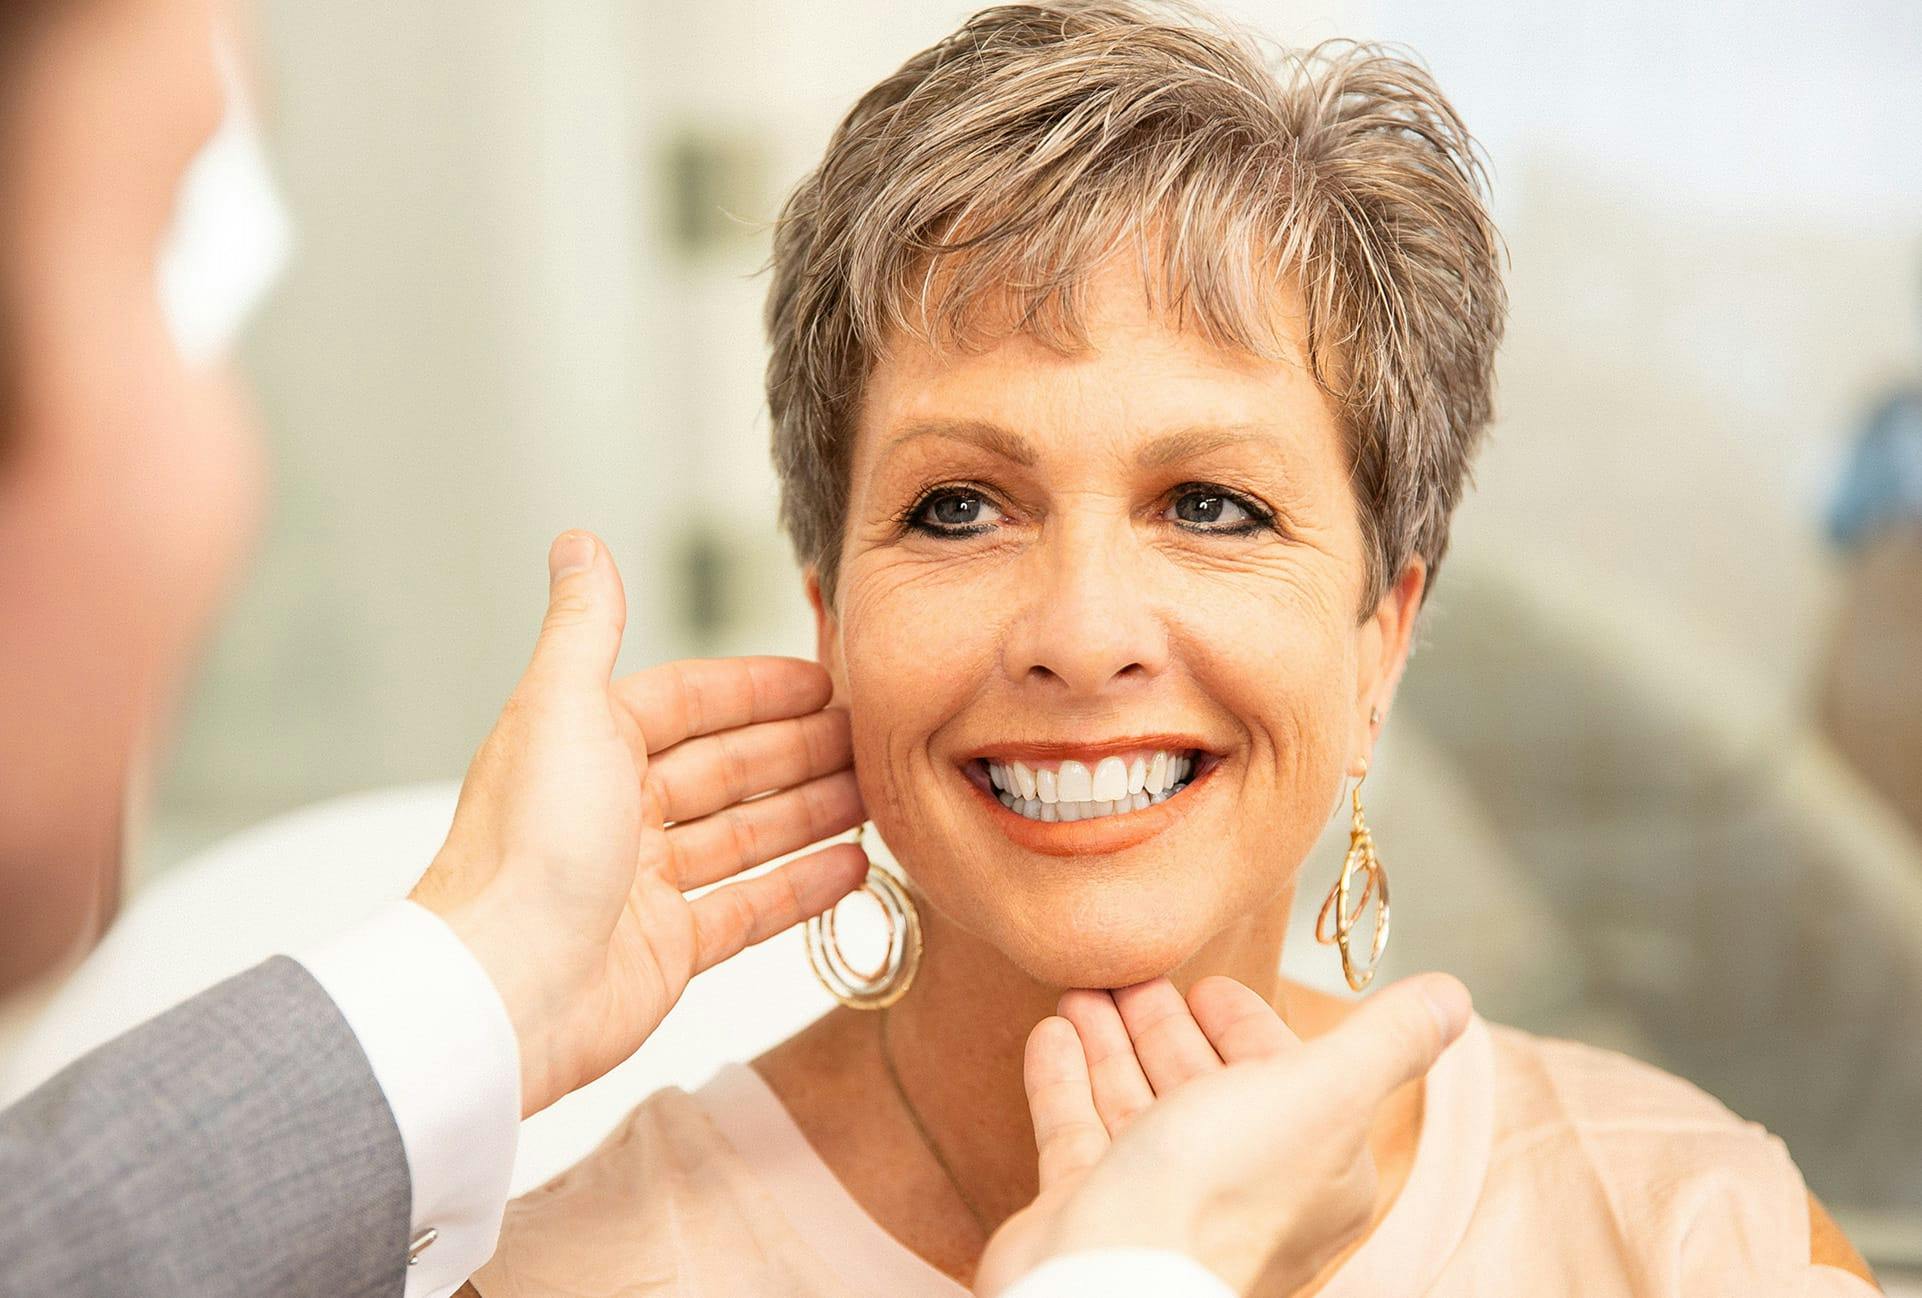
[466,2,1879,1295]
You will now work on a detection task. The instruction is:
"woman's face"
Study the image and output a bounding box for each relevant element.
[810,254,1424,988]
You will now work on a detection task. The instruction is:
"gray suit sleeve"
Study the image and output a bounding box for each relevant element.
[0,955,411,1298]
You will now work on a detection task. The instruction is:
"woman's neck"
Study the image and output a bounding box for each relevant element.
[878,886,1302,1239]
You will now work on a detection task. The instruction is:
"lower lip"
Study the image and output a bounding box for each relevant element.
[957,755,1218,857]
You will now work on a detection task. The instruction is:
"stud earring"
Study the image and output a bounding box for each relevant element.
[804,822,923,1009]
[1370,705,1382,726]
[1314,765,1391,990]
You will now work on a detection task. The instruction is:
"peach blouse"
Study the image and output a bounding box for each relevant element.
[470,1012,1879,1297]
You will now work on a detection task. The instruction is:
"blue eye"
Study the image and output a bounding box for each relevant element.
[904,487,1003,536]
[1167,485,1276,535]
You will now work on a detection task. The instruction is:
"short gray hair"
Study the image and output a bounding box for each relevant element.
[762,0,1507,616]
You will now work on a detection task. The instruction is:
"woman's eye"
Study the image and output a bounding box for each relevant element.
[1167,486,1273,534]
[907,488,1003,535]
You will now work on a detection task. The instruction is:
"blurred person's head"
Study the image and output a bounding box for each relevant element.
[0,0,266,994]
[766,0,1505,988]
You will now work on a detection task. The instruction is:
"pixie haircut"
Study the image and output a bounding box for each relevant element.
[763,0,1506,617]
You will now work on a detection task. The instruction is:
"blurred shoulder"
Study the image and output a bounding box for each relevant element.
[1477,1018,1804,1188]
[1471,1020,1879,1287]
[1479,1018,1771,1136]
[470,1082,756,1296]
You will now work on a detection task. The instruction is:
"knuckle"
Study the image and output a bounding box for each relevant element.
[719,733,750,799]
[777,868,806,926]
[718,888,754,944]
[544,592,595,625]
[724,807,759,864]
[668,660,705,736]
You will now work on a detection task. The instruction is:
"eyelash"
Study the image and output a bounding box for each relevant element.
[895,480,1281,539]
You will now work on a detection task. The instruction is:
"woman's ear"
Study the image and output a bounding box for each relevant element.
[803,566,847,704]
[1351,557,1428,775]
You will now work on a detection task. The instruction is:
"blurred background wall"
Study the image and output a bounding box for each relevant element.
[122,0,1921,1275]
[150,0,1922,862]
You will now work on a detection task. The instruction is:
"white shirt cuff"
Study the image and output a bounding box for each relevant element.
[1001,1248,1235,1298]
[296,899,521,1298]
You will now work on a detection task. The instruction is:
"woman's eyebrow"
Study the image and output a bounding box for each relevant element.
[1133,424,1285,468]
[884,417,1040,466]
[881,416,1284,470]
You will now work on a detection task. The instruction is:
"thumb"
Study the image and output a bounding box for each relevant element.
[1319,971,1472,1104]
[525,530,627,693]
[1023,1016,1111,1192]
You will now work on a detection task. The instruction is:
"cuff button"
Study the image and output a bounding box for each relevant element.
[408,1227,440,1266]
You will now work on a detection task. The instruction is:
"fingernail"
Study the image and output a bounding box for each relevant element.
[549,532,595,581]
[1420,976,1471,1041]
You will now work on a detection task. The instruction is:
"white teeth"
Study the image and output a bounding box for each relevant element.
[983,747,1204,823]
[993,772,1191,823]
[1013,761,1037,800]
[1056,760,1093,802]
[1092,756,1129,802]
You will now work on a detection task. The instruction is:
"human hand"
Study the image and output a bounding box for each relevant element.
[410,531,870,1116]
[975,970,1473,1297]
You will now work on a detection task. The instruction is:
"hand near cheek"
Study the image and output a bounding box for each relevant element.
[411,531,871,1117]
[974,970,1472,1298]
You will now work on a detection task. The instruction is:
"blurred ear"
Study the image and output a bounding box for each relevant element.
[1351,557,1427,776]
[803,566,846,704]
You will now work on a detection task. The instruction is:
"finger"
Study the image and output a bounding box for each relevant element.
[1023,1016,1110,1192]
[1056,988,1156,1134]
[613,656,834,753]
[646,706,852,825]
[1315,971,1473,1103]
[1187,975,1300,1063]
[1112,978,1224,1093]
[665,768,864,890]
[687,840,870,975]
[523,531,626,694]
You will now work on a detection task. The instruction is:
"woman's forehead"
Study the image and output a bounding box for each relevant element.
[855,309,1333,482]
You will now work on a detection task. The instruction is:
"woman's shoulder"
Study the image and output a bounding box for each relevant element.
[1462,1018,1882,1290]
[1475,1017,1806,1192]
[1478,1017,1781,1138]
[485,1082,724,1249]
[470,1075,857,1298]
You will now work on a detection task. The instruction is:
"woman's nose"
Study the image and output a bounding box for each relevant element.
[1000,512,1171,697]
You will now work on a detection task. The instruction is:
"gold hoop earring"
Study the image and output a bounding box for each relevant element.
[1314,768,1391,991]
[805,822,923,1009]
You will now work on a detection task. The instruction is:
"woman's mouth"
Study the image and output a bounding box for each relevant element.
[956,746,1220,855]
[969,749,1204,821]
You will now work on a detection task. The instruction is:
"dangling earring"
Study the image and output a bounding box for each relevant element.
[805,821,923,1009]
[1315,763,1391,991]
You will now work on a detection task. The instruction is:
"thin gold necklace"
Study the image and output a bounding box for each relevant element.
[878,1005,993,1239]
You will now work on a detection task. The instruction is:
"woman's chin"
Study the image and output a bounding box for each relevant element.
[994,884,1220,989]
[1017,946,1194,991]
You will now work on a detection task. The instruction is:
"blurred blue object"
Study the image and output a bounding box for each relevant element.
[1829,387,1922,548]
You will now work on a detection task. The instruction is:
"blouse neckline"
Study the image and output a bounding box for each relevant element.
[692,1009,1495,1298]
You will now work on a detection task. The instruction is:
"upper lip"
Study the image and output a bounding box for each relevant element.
[959,734,1218,764]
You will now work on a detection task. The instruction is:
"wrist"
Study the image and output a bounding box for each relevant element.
[414,883,562,1117]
